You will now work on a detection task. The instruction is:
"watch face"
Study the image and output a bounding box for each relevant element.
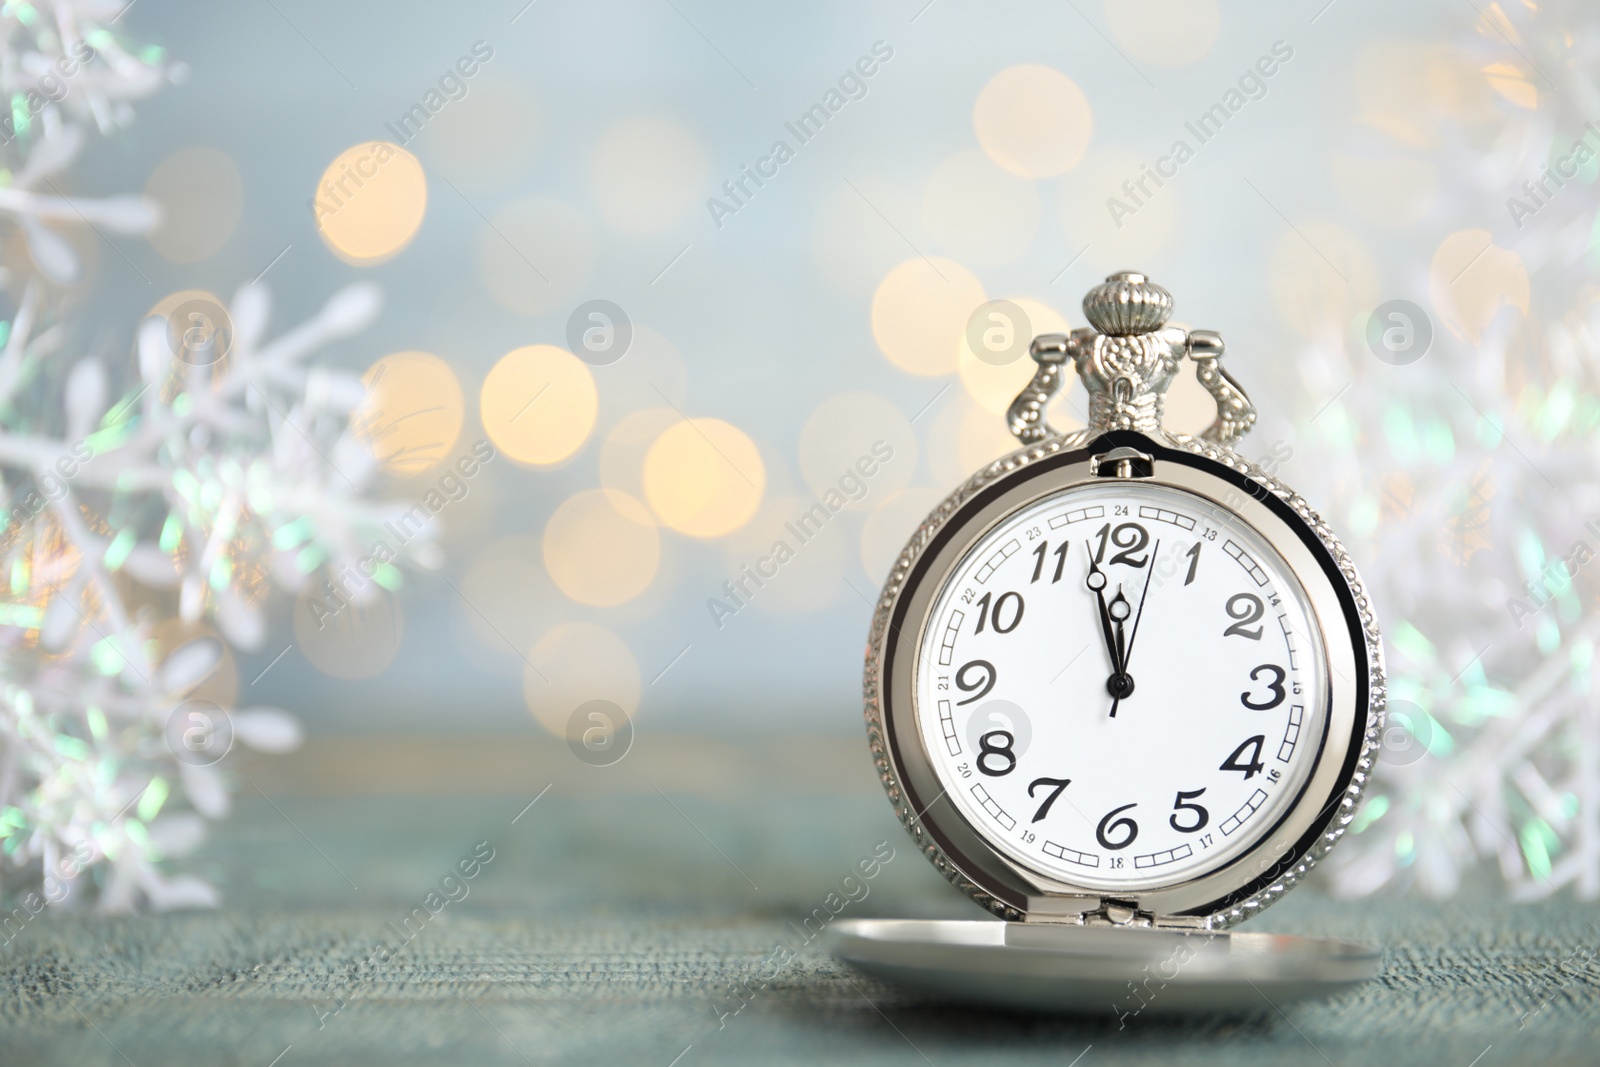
[913,479,1328,892]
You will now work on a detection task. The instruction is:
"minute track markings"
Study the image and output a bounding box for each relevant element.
[1047,504,1104,529]
[917,480,1324,890]
[1042,840,1099,867]
[1134,843,1193,869]
[969,782,1017,831]
[937,698,959,756]
[1222,538,1270,587]
[1277,704,1304,763]
[973,538,1020,584]
[881,272,1378,926]
[1136,504,1196,530]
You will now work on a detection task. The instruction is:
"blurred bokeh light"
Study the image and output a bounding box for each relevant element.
[481,344,597,466]
[543,488,661,606]
[314,141,428,265]
[872,256,986,377]
[644,418,765,538]
[972,64,1093,178]
[357,351,465,474]
[523,621,639,736]
[92,0,1575,741]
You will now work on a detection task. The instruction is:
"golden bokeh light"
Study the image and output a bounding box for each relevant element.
[922,150,1042,267]
[973,65,1093,178]
[591,117,709,233]
[861,488,943,584]
[426,82,540,189]
[543,489,661,606]
[643,418,765,538]
[313,141,427,265]
[958,297,1070,414]
[355,351,464,474]
[797,392,915,510]
[293,584,404,680]
[872,257,986,377]
[477,197,595,316]
[600,407,680,499]
[481,344,598,467]
[523,622,639,738]
[1429,230,1529,344]
[1104,0,1220,67]
[1481,61,1537,110]
[145,288,228,325]
[145,147,244,264]
[1267,220,1378,337]
[1350,40,1494,149]
[138,288,234,393]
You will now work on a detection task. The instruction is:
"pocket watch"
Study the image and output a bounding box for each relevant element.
[837,273,1385,1009]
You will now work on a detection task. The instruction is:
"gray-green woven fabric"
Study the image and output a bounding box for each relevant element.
[1,740,1597,1066]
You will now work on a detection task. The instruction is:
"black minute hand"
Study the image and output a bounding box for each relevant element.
[1122,538,1161,670]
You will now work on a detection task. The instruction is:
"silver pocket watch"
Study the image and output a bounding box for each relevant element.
[832,272,1385,1012]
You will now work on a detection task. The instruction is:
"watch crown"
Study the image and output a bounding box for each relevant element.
[1083,272,1173,337]
[1007,271,1257,449]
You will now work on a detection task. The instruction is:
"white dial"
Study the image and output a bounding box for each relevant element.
[914,480,1327,891]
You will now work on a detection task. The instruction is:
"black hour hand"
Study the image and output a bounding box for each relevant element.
[1085,551,1121,675]
[1108,586,1132,668]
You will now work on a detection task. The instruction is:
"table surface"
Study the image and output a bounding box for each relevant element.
[1,734,1597,1067]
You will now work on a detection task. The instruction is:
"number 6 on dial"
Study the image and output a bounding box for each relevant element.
[866,272,1382,930]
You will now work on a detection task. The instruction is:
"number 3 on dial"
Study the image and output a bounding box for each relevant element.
[1241,664,1286,710]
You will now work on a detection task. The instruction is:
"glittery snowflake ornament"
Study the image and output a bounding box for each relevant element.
[0,3,434,910]
[1321,0,1600,902]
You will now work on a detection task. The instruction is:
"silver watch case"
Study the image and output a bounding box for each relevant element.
[862,428,1385,930]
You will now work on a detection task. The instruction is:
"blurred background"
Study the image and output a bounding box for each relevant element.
[5,2,1600,1062]
[8,0,1597,908]
[82,0,1502,728]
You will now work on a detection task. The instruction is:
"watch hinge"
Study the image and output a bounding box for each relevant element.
[1076,900,1211,931]
[1084,898,1153,928]
[1088,447,1154,479]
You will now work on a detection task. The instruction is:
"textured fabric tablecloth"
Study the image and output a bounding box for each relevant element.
[0,735,1597,1066]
